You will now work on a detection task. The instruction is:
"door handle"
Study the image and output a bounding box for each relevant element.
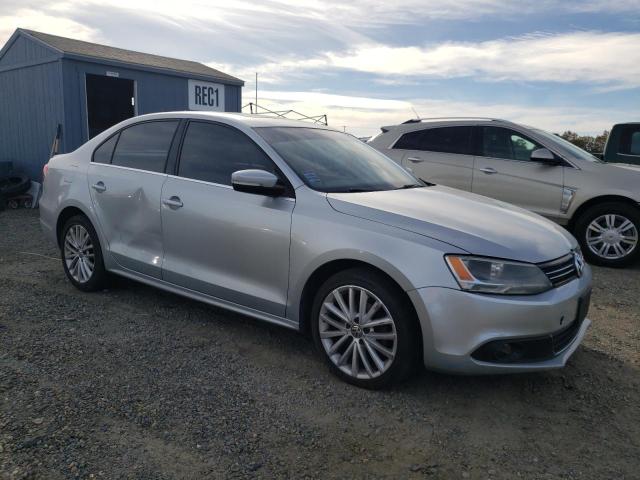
[162,196,183,209]
[407,157,424,163]
[91,181,106,193]
[479,167,497,175]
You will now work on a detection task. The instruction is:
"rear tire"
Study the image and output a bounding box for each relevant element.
[574,202,640,267]
[310,268,420,389]
[60,215,108,291]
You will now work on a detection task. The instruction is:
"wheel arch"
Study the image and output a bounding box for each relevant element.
[569,195,640,231]
[297,258,424,359]
[55,205,92,248]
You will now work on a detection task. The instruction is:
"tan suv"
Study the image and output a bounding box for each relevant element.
[369,118,640,267]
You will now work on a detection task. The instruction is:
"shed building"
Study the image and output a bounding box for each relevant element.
[0,28,244,179]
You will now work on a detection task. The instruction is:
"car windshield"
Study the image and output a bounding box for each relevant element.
[532,129,603,163]
[255,127,422,193]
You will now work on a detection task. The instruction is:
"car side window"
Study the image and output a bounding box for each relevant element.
[482,126,542,161]
[394,127,473,155]
[92,133,119,164]
[178,121,277,186]
[393,130,423,150]
[620,127,640,156]
[111,121,178,173]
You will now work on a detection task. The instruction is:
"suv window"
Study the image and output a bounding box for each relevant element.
[93,134,119,164]
[178,122,277,186]
[111,121,178,173]
[481,126,542,161]
[620,126,640,156]
[394,126,473,155]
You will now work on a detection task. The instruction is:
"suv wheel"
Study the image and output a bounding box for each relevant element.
[311,268,419,389]
[574,202,640,267]
[61,215,108,291]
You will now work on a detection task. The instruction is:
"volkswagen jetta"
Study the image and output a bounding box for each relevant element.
[40,112,592,389]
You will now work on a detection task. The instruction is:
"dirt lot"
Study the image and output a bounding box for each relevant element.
[1,208,639,479]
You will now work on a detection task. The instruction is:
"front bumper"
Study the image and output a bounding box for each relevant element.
[408,265,592,374]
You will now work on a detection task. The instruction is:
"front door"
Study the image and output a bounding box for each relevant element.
[160,121,294,317]
[472,126,564,218]
[87,120,179,278]
[86,73,135,139]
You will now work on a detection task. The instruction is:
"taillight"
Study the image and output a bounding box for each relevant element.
[43,163,49,178]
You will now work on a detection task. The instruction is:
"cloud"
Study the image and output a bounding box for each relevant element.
[0,8,98,44]
[253,90,630,137]
[244,31,640,90]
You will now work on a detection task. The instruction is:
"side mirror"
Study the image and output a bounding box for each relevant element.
[231,169,285,197]
[530,148,561,166]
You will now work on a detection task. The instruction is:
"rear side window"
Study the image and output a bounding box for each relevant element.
[92,134,119,164]
[178,122,276,185]
[620,126,640,156]
[481,126,542,161]
[111,121,178,173]
[394,126,474,155]
[393,130,423,150]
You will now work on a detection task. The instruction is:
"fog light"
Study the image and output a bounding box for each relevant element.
[494,343,513,360]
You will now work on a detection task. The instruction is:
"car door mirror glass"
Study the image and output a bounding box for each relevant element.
[530,148,561,165]
[231,169,285,196]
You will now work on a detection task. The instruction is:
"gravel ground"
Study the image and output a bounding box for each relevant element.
[1,208,639,480]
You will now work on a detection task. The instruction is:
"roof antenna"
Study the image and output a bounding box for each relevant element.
[410,105,421,120]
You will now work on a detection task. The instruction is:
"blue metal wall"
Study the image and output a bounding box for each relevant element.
[0,35,55,67]
[0,58,64,179]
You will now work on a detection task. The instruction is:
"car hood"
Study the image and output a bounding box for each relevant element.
[606,163,640,173]
[327,186,577,263]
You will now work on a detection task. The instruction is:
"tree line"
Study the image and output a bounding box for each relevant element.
[556,130,609,154]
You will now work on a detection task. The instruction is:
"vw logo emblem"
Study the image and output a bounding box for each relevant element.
[574,251,585,277]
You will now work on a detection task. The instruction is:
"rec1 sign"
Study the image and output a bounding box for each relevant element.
[188,80,225,111]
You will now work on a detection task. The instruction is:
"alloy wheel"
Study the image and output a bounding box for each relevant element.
[586,214,638,260]
[319,285,397,380]
[64,224,95,283]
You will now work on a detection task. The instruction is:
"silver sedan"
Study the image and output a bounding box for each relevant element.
[40,112,592,389]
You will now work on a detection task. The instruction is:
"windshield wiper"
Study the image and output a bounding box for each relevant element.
[397,183,423,190]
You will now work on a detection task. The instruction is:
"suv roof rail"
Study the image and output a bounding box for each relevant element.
[403,117,504,123]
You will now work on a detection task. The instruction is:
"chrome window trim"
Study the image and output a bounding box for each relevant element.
[89,162,167,177]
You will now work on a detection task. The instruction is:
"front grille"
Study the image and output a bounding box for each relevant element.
[539,254,578,287]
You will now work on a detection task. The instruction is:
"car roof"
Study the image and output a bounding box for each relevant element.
[381,117,536,133]
[126,111,335,130]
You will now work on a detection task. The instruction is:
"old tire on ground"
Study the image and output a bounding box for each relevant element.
[311,267,420,389]
[574,202,640,268]
[0,174,30,197]
[60,214,109,292]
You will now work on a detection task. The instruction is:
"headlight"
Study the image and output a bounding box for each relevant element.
[445,255,552,295]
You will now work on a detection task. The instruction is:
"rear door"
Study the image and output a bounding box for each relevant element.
[392,126,475,190]
[160,121,294,316]
[472,126,564,218]
[87,120,179,278]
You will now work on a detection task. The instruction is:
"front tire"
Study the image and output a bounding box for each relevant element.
[311,268,420,389]
[60,215,108,291]
[574,202,640,267]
